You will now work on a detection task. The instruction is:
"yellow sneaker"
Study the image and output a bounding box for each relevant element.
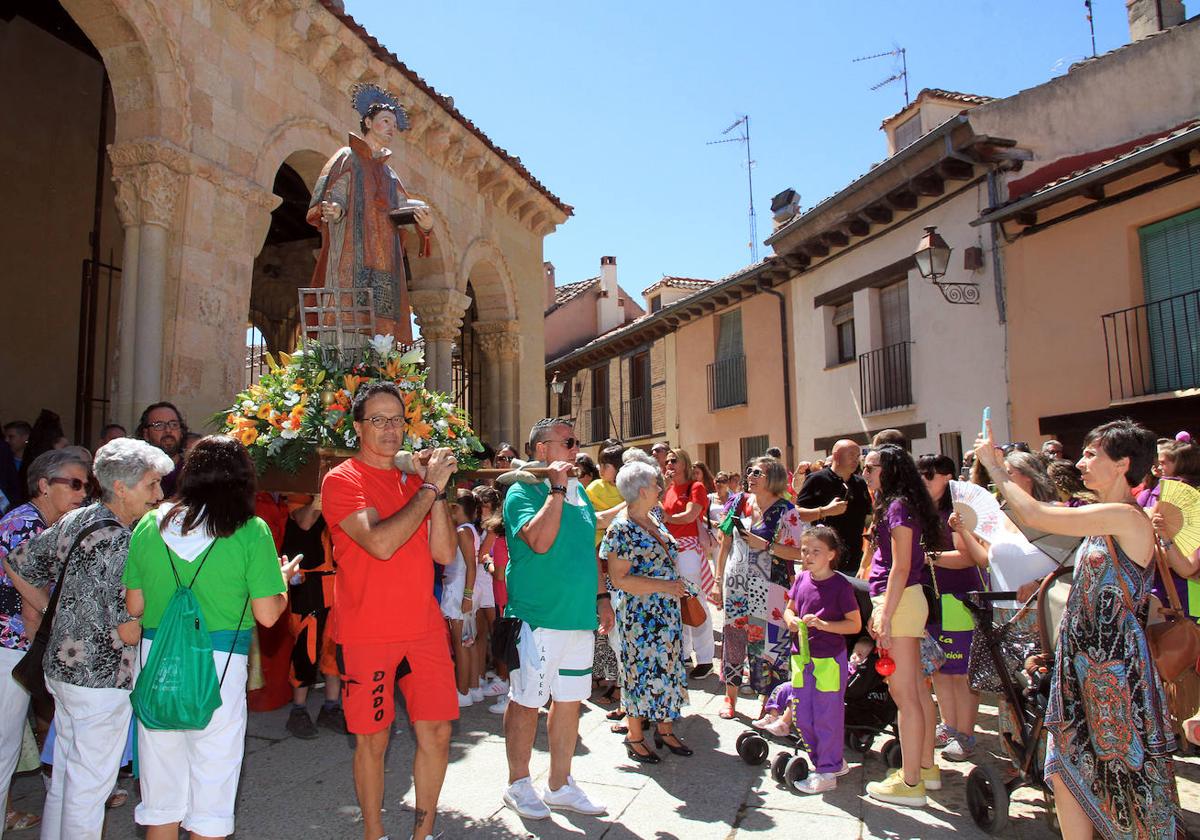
[866,772,927,807]
[922,765,942,791]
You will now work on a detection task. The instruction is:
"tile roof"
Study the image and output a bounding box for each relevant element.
[881,88,994,127]
[553,277,598,307]
[315,0,571,216]
[641,276,714,296]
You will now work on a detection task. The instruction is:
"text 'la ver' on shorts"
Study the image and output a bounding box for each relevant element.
[870,584,929,639]
[335,628,458,734]
[508,622,595,708]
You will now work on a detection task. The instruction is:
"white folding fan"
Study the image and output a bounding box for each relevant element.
[949,480,1005,542]
[1156,479,1200,557]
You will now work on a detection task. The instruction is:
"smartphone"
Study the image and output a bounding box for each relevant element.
[981,406,991,437]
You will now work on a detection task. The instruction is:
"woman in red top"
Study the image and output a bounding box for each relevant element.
[662,448,714,678]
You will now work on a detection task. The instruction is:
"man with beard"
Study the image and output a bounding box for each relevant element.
[136,402,187,498]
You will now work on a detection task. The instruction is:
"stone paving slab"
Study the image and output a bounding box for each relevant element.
[9,673,1200,839]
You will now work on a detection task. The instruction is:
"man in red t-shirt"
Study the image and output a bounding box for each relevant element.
[321,381,458,840]
[661,447,715,678]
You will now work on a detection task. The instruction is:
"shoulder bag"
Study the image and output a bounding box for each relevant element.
[645,520,705,627]
[13,517,121,704]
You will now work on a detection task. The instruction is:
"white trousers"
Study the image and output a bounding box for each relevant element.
[0,647,32,840]
[134,639,249,838]
[41,679,132,840]
[676,547,714,665]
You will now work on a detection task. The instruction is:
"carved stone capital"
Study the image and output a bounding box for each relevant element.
[112,175,140,228]
[410,288,472,341]
[137,162,185,228]
[475,320,521,360]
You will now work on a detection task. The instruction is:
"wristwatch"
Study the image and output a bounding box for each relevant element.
[550,485,568,496]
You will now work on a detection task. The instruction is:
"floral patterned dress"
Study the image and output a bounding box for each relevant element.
[1044,535,1185,839]
[0,502,47,652]
[600,517,688,721]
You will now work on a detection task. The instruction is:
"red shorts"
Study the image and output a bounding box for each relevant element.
[335,629,458,733]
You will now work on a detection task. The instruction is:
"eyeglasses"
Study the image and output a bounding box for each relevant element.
[495,455,513,464]
[49,477,87,492]
[862,464,879,475]
[367,415,406,429]
[746,468,766,478]
[664,458,679,465]
[546,437,579,449]
[145,420,181,432]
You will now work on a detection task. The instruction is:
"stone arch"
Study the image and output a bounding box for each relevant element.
[405,201,457,295]
[459,237,517,322]
[61,0,191,145]
[254,118,345,193]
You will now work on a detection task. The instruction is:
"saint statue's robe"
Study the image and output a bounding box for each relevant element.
[306,133,428,344]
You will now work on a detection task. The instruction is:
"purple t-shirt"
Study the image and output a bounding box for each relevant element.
[868,498,925,597]
[921,508,989,595]
[788,571,859,658]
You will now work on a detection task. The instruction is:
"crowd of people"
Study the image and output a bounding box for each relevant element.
[1,394,1199,840]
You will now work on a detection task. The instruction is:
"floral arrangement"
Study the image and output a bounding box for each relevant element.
[217,334,484,474]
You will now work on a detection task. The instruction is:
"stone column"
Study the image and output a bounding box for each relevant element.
[475,332,504,443]
[131,163,183,414]
[498,331,521,445]
[476,320,521,444]
[410,288,471,393]
[111,176,141,430]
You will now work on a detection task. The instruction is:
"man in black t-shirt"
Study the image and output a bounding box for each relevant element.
[796,439,872,575]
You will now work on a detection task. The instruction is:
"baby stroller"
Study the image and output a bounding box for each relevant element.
[733,575,900,789]
[960,566,1072,835]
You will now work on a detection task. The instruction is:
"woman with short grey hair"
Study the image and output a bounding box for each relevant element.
[5,437,172,839]
[601,461,692,764]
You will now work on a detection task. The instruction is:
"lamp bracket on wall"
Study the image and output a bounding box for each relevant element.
[931,280,980,305]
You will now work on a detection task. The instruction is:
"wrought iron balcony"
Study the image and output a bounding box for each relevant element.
[707,354,748,411]
[622,395,653,439]
[859,341,913,413]
[1102,290,1200,401]
[579,406,612,445]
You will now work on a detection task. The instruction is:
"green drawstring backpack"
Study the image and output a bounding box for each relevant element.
[131,541,247,731]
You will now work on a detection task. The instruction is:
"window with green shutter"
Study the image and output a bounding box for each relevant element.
[1139,207,1200,391]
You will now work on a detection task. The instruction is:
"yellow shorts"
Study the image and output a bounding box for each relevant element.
[871,584,928,639]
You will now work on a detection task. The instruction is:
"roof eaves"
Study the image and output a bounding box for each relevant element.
[972,119,1200,226]
[765,114,971,247]
[315,0,572,217]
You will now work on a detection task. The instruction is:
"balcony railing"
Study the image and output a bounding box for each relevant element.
[707,354,748,411]
[859,341,913,413]
[1102,289,1200,401]
[622,395,652,439]
[579,406,611,445]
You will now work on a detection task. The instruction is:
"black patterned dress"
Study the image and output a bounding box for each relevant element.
[1043,535,1184,839]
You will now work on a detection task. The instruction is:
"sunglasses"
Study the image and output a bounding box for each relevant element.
[862,464,879,475]
[495,455,513,463]
[545,437,579,449]
[664,458,679,465]
[49,477,87,492]
[746,468,766,478]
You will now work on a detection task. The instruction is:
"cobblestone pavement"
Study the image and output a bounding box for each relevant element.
[9,665,1200,839]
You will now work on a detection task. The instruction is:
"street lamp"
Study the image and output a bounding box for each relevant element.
[914,225,952,281]
[550,370,566,395]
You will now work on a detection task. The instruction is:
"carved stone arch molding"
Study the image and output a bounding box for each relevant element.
[403,200,459,295]
[458,237,517,323]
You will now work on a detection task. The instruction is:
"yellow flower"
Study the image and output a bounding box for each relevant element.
[256,404,272,420]
[238,426,259,446]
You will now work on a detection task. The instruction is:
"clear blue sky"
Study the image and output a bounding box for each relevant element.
[347,1,1131,294]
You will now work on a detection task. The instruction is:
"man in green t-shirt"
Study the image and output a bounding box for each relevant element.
[501,419,612,821]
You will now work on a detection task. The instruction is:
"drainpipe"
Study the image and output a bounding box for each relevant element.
[759,281,795,465]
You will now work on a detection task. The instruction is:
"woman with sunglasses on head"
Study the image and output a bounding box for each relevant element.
[0,451,91,833]
[714,457,806,719]
[975,418,1186,840]
[662,448,716,679]
[861,445,944,807]
[917,454,989,762]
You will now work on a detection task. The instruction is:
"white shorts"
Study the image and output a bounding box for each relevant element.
[509,623,594,707]
[134,639,249,837]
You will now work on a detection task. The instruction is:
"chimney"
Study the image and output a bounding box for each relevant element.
[544,261,556,311]
[596,256,622,334]
[1126,0,1185,41]
[770,188,801,232]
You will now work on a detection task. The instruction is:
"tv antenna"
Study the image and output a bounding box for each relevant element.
[1084,1,1097,57]
[853,46,909,106]
[707,115,759,263]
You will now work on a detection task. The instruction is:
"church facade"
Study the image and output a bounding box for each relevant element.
[1,0,569,446]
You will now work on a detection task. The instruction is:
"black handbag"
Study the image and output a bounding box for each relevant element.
[491,616,522,672]
[12,518,120,704]
[967,594,1040,694]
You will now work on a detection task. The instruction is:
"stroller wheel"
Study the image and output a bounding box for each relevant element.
[784,755,809,787]
[966,765,1011,835]
[844,730,873,755]
[882,738,903,769]
[737,733,769,765]
[771,751,790,783]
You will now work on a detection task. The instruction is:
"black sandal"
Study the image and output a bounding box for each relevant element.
[605,707,626,721]
[654,731,694,757]
[623,738,660,764]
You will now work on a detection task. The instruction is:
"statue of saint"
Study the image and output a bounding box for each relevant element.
[307,84,433,344]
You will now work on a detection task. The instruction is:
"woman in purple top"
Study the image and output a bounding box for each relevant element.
[862,445,944,808]
[918,454,990,762]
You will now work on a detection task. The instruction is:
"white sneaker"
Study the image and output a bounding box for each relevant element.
[793,771,836,794]
[503,777,551,820]
[762,717,792,737]
[541,775,607,815]
[483,679,509,697]
[470,686,485,702]
[751,714,778,729]
[488,696,510,714]
[833,759,851,777]
[457,691,474,708]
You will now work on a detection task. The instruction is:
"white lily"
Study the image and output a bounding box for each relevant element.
[369,334,395,357]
